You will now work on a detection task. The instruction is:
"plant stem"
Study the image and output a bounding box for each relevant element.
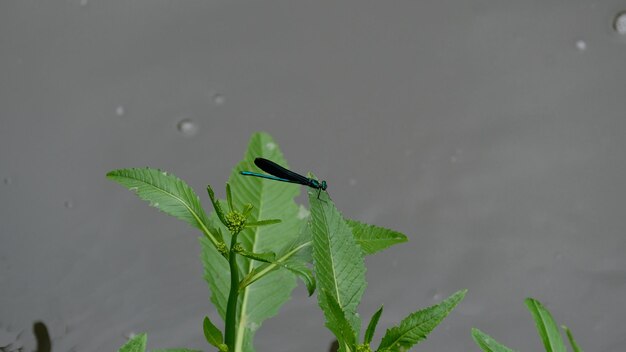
[224,233,240,350]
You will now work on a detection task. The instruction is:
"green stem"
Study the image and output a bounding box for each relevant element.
[224,233,240,350]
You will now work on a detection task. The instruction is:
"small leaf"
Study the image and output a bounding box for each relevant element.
[226,183,234,212]
[281,260,316,296]
[242,203,253,217]
[153,349,202,352]
[107,168,222,247]
[525,298,566,352]
[118,333,147,352]
[323,290,357,349]
[471,328,516,352]
[364,305,383,345]
[562,325,583,352]
[346,220,408,255]
[237,249,276,263]
[377,289,466,351]
[207,185,227,227]
[245,219,282,227]
[203,316,225,350]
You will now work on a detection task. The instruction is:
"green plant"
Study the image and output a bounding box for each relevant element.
[108,132,464,352]
[472,298,583,352]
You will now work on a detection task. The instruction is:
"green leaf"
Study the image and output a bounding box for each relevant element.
[106,168,222,247]
[245,219,282,227]
[153,349,203,352]
[562,325,583,352]
[239,225,314,295]
[323,290,357,350]
[226,183,234,212]
[346,220,408,255]
[236,249,276,263]
[203,316,225,349]
[377,289,466,351]
[525,298,566,352]
[364,306,383,345]
[310,190,366,335]
[118,333,146,352]
[280,259,316,296]
[200,132,305,352]
[207,185,227,227]
[471,328,516,352]
[200,235,230,319]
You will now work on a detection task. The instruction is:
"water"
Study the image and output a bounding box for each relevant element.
[213,94,225,106]
[177,119,198,136]
[615,11,626,35]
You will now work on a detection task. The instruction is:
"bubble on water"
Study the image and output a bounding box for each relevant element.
[297,205,310,219]
[213,94,225,106]
[433,292,442,301]
[64,200,74,209]
[348,178,357,186]
[575,40,587,51]
[614,11,626,35]
[115,106,125,116]
[265,142,276,151]
[177,119,198,136]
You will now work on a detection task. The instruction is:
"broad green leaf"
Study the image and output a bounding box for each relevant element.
[200,235,230,319]
[118,333,146,352]
[107,168,222,247]
[346,220,408,255]
[562,325,583,352]
[153,349,203,352]
[525,298,566,352]
[203,316,225,349]
[377,289,466,351]
[200,132,305,352]
[364,306,383,345]
[236,249,276,263]
[323,290,357,351]
[310,190,366,335]
[471,328,516,352]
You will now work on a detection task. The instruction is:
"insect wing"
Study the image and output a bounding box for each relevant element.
[254,158,310,185]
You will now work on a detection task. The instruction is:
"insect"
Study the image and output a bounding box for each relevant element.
[240,158,327,198]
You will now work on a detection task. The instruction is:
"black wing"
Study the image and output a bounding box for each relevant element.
[254,158,310,185]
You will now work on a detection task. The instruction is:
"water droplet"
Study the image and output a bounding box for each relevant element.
[64,200,74,209]
[554,251,563,261]
[115,106,125,116]
[125,331,137,339]
[177,119,198,136]
[213,94,225,106]
[153,202,159,207]
[265,142,276,151]
[432,292,442,301]
[128,187,138,192]
[3,177,11,185]
[79,0,88,5]
[450,156,457,163]
[404,149,413,157]
[614,11,626,35]
[575,40,587,51]
[348,178,357,186]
